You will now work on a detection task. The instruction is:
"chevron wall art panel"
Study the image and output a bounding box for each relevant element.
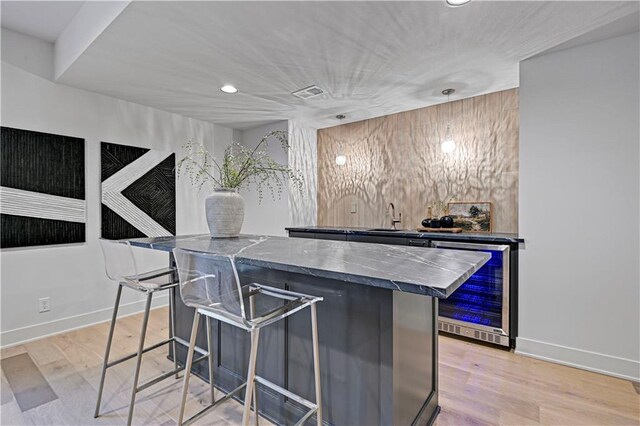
[100,142,176,239]
[1,127,86,248]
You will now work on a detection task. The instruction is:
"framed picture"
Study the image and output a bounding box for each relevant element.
[1,127,86,248]
[447,201,492,233]
[100,141,176,240]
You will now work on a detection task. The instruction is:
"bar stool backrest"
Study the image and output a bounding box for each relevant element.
[99,239,139,282]
[173,248,246,324]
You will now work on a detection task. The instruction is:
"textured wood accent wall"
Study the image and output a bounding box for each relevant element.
[317,88,519,233]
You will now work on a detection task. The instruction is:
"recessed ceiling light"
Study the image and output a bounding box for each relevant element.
[220,85,238,94]
[446,0,471,7]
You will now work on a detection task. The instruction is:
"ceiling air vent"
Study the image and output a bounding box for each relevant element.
[292,85,326,99]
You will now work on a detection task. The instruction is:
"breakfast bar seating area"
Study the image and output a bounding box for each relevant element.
[125,234,489,425]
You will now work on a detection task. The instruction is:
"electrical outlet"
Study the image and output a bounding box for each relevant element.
[350,201,357,214]
[38,297,50,313]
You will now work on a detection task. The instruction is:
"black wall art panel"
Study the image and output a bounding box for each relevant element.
[101,142,176,239]
[0,127,86,248]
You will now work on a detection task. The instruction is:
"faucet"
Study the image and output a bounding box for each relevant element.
[387,203,402,230]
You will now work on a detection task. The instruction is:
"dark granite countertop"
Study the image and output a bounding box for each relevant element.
[128,234,490,298]
[286,226,524,244]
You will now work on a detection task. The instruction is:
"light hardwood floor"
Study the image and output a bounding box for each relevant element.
[1,307,638,426]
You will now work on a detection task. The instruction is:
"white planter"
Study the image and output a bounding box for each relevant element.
[205,188,244,238]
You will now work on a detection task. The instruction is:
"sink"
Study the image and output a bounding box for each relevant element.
[366,228,406,232]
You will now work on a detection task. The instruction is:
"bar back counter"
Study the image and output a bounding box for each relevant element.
[128,234,489,426]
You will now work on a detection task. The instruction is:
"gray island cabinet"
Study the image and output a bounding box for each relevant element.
[128,234,489,426]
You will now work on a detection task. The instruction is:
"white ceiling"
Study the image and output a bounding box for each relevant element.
[540,10,639,56]
[6,1,640,130]
[1,1,84,43]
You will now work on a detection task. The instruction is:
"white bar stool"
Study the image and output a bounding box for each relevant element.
[172,248,323,426]
[94,239,213,426]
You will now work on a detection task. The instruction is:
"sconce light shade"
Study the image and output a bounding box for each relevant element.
[441,123,456,153]
[441,139,456,153]
[441,89,457,153]
[446,0,471,6]
[335,155,347,166]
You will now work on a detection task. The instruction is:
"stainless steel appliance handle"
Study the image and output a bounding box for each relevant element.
[431,240,509,252]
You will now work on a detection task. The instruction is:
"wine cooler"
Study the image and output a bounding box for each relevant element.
[432,241,511,347]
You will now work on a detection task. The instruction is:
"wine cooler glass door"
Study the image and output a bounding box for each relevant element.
[432,241,510,339]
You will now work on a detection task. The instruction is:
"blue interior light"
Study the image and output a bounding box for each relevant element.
[440,249,504,328]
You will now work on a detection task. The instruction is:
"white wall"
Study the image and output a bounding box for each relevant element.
[228,119,317,236]
[237,121,290,236]
[288,120,318,227]
[0,32,233,346]
[518,32,639,381]
[1,28,53,80]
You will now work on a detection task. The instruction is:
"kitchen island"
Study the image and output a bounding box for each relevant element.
[286,226,524,348]
[128,234,489,425]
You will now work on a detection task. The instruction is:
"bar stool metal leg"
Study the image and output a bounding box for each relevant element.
[169,287,179,379]
[94,284,123,418]
[178,310,201,426]
[126,292,153,426]
[311,303,322,426]
[252,386,259,426]
[242,329,260,426]
[206,316,215,403]
[249,293,259,426]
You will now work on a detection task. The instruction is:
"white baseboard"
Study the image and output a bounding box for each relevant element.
[0,294,169,349]
[516,337,640,382]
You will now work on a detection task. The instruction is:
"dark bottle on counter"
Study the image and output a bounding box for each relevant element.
[440,216,454,228]
[422,207,435,228]
[429,219,441,228]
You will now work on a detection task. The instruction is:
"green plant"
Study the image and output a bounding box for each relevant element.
[429,198,454,218]
[177,130,303,203]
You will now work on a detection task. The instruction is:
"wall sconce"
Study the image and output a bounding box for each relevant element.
[335,154,347,166]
